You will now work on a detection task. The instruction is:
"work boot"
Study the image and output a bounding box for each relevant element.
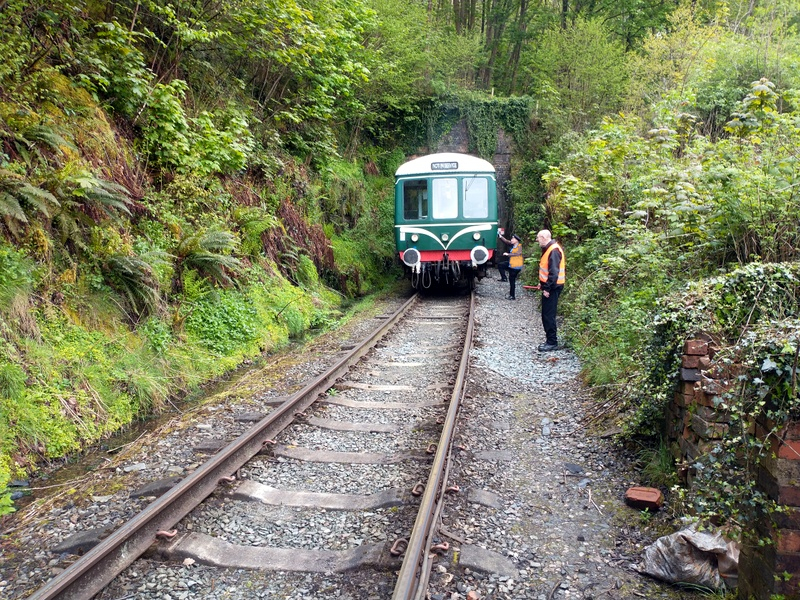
[538,343,559,352]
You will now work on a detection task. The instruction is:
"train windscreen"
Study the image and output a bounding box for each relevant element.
[432,178,458,219]
[463,177,488,218]
[403,179,428,220]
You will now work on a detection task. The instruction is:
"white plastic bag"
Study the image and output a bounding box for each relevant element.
[640,526,738,590]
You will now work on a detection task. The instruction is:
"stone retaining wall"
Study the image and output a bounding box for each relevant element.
[666,335,800,599]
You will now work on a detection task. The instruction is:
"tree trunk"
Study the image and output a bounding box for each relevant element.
[509,0,528,92]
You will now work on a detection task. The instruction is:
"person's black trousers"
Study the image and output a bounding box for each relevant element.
[497,261,509,281]
[541,286,562,345]
[508,269,519,298]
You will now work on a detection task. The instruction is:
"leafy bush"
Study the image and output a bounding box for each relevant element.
[137,317,173,357]
[0,243,34,307]
[184,289,261,355]
[250,275,314,339]
[140,80,193,171]
[75,20,153,117]
[191,108,255,176]
[295,254,320,288]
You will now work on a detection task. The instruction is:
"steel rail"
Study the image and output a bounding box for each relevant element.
[392,291,475,600]
[28,294,419,600]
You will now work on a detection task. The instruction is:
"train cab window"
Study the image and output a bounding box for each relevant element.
[432,178,458,219]
[403,179,428,220]
[463,177,489,219]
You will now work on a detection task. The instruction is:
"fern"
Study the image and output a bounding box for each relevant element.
[2,124,75,167]
[176,229,242,288]
[14,181,59,216]
[47,170,133,247]
[0,192,26,222]
[19,124,74,153]
[236,208,281,257]
[183,251,241,286]
[105,252,167,318]
[68,171,132,217]
[0,168,59,237]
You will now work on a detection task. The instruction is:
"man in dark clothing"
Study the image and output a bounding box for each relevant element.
[496,227,513,281]
[501,234,523,299]
[534,230,565,352]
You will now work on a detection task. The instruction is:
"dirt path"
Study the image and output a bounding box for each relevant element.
[423,276,694,599]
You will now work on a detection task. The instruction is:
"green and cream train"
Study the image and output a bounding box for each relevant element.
[394,152,498,288]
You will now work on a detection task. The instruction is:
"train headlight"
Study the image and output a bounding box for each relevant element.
[441,233,449,242]
[402,247,421,267]
[472,232,481,241]
[470,246,489,265]
[411,234,419,242]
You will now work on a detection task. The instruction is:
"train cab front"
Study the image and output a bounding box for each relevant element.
[398,243,493,289]
[394,152,499,289]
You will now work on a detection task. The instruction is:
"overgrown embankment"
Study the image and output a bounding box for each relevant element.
[0,2,401,514]
[544,74,800,544]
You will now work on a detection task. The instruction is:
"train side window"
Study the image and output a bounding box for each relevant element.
[403,180,428,220]
[463,177,488,219]
[432,178,458,219]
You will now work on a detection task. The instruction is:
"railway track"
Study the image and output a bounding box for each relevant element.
[26,291,475,600]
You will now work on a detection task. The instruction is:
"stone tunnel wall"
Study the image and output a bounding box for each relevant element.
[666,334,800,599]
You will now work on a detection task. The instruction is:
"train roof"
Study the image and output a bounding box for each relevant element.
[395,153,495,177]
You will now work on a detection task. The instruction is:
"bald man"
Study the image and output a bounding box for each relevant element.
[535,230,565,351]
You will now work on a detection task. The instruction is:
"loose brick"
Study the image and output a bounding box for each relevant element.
[762,454,800,486]
[760,467,800,506]
[679,436,700,461]
[624,486,663,510]
[758,414,778,432]
[700,376,724,395]
[775,508,800,531]
[681,381,699,396]
[759,466,780,501]
[673,391,691,408]
[682,424,699,443]
[755,421,773,441]
[693,391,719,409]
[684,339,709,355]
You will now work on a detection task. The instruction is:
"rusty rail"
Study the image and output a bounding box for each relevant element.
[392,290,475,600]
[28,294,418,600]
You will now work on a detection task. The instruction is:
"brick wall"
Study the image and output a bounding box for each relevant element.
[666,334,724,486]
[666,335,800,599]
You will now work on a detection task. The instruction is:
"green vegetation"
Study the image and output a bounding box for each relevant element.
[543,4,800,541]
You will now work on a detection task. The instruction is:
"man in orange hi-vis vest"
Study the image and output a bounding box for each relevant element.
[534,229,565,352]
